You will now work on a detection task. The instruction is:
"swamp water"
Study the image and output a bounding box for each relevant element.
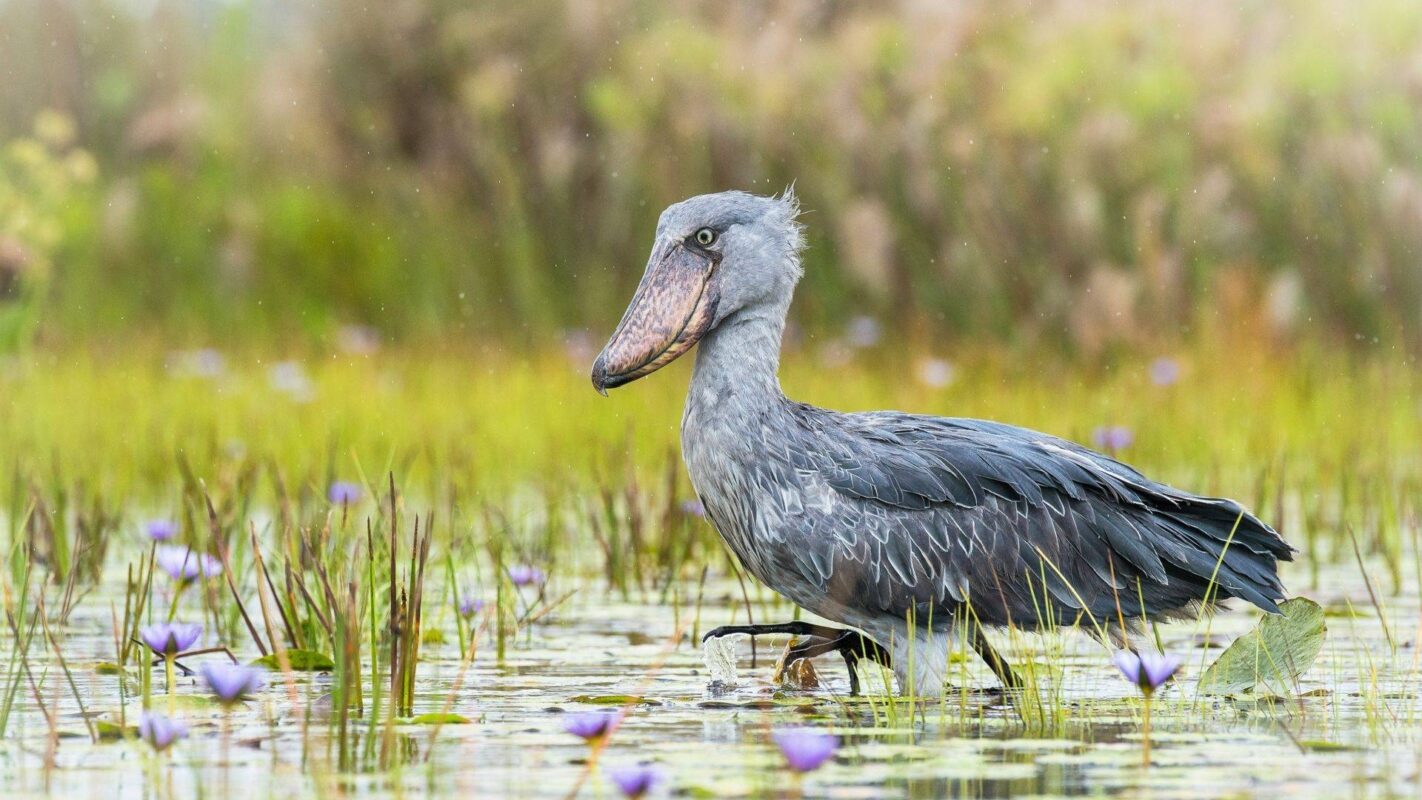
[3,559,1420,799]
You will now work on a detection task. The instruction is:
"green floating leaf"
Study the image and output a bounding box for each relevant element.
[1199,598,1326,696]
[93,662,125,675]
[167,694,224,710]
[251,649,335,671]
[95,720,137,741]
[568,694,661,707]
[1299,739,1359,752]
[400,712,470,725]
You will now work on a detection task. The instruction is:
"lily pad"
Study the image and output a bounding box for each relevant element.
[399,712,471,725]
[166,694,225,710]
[1198,598,1325,696]
[95,720,137,741]
[567,694,661,706]
[1299,739,1360,752]
[251,649,335,671]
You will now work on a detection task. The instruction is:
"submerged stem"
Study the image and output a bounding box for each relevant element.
[163,655,176,698]
[1141,696,1152,768]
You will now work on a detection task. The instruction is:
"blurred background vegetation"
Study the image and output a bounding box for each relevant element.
[3,0,1421,356]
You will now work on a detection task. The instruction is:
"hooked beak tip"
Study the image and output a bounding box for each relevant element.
[590,355,610,396]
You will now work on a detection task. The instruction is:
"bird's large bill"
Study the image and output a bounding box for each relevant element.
[591,239,718,394]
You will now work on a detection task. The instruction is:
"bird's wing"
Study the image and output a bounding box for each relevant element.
[785,407,1291,628]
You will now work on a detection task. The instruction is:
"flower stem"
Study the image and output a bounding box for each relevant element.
[164,655,176,697]
[1141,696,1152,768]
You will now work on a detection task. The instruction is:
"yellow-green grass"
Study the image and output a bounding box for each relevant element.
[1,336,1414,529]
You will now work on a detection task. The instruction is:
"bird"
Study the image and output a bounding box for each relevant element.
[590,189,1293,696]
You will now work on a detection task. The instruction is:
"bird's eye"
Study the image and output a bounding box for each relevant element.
[694,228,717,247]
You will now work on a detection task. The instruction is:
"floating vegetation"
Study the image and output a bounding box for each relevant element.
[0,345,1417,798]
[1199,598,1328,696]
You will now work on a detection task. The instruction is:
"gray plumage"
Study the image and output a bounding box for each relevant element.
[601,190,1293,694]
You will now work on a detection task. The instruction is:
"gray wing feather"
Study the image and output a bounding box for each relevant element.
[785,406,1293,630]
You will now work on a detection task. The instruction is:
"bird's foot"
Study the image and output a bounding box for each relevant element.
[703,621,892,696]
[781,629,892,696]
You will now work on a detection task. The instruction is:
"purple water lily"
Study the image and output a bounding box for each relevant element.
[607,764,664,798]
[328,481,362,505]
[563,711,619,742]
[508,565,546,588]
[200,663,266,705]
[457,595,485,618]
[140,622,202,656]
[1113,650,1182,696]
[138,712,188,752]
[1149,356,1181,387]
[772,728,838,773]
[155,544,223,583]
[679,499,706,518]
[145,519,178,542]
[1091,425,1134,452]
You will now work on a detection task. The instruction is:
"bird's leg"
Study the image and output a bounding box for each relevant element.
[703,622,892,695]
[701,621,848,642]
[969,627,1023,691]
[782,630,893,696]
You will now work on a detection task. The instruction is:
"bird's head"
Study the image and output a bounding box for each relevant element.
[591,189,803,394]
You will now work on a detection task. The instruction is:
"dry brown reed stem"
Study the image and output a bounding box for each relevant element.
[258,549,299,648]
[249,523,286,658]
[1347,524,1394,650]
[36,593,95,743]
[206,493,268,656]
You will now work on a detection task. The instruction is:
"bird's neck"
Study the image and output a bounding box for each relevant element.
[687,305,789,417]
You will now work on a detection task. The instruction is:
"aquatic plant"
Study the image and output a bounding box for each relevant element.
[137,712,187,753]
[457,595,484,619]
[508,565,546,588]
[772,728,838,773]
[1114,651,1181,696]
[328,481,362,505]
[1091,426,1134,452]
[563,711,619,743]
[154,545,222,583]
[140,622,201,693]
[607,764,664,799]
[200,663,266,707]
[144,519,178,542]
[140,622,202,657]
[1113,650,1182,766]
[1149,357,1181,387]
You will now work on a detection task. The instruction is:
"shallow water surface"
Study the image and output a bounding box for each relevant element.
[3,560,1419,799]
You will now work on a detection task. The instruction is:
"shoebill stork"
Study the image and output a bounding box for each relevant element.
[590,190,1292,695]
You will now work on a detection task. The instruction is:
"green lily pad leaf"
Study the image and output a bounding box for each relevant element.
[421,628,446,645]
[1299,739,1359,752]
[399,712,470,725]
[1199,598,1325,696]
[94,662,126,675]
[568,694,661,706]
[251,649,335,671]
[166,694,224,710]
[95,720,137,741]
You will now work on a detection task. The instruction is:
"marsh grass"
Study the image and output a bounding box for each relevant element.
[0,338,1419,795]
